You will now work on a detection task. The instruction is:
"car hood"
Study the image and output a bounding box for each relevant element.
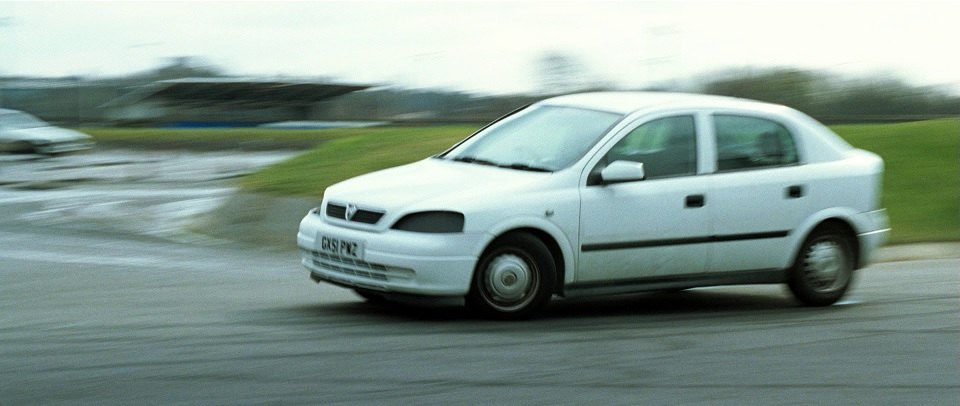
[3,126,92,143]
[325,158,550,212]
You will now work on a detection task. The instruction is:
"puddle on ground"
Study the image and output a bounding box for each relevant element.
[1,149,296,242]
[835,297,862,306]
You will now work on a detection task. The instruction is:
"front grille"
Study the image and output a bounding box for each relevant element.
[301,249,414,282]
[325,203,385,225]
[326,204,346,218]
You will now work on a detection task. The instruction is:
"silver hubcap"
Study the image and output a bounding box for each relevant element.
[803,239,849,292]
[483,253,536,310]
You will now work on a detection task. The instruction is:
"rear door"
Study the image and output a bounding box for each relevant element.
[707,113,810,272]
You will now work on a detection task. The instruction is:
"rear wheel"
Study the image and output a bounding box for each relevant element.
[787,224,855,306]
[466,233,556,319]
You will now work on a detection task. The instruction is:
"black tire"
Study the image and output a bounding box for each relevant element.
[354,289,388,305]
[466,233,556,319]
[10,141,35,154]
[787,224,856,306]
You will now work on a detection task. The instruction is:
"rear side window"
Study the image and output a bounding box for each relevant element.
[604,115,697,179]
[714,115,799,172]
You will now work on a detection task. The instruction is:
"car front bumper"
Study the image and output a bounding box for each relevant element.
[35,140,95,154]
[297,211,488,296]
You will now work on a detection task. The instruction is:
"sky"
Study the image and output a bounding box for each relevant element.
[1,0,958,95]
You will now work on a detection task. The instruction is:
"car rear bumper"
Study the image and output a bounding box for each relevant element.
[857,209,890,267]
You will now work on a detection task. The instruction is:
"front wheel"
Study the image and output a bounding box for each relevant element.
[353,289,388,305]
[787,225,855,306]
[466,233,556,319]
[6,141,35,154]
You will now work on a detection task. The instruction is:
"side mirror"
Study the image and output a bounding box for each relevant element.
[600,160,645,184]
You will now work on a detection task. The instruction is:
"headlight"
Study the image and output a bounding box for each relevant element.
[391,211,465,233]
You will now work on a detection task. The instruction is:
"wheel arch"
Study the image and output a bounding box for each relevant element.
[482,220,573,296]
[794,217,862,270]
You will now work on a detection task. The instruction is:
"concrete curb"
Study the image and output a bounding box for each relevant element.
[198,191,960,262]
[874,242,960,263]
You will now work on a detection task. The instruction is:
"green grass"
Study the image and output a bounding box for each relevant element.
[83,127,345,141]
[239,126,477,196]
[80,127,423,150]
[831,119,959,243]
[243,119,958,244]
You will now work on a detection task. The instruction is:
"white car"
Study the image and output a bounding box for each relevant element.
[297,92,889,318]
[0,109,94,154]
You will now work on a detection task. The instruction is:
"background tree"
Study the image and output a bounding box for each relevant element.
[534,51,610,95]
[698,68,960,122]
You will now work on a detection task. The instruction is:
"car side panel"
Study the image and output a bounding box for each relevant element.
[578,175,711,282]
[707,165,811,272]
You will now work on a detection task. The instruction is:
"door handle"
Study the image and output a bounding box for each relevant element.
[786,185,805,199]
[685,194,705,208]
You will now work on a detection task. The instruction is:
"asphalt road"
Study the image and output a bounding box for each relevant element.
[1,152,958,404]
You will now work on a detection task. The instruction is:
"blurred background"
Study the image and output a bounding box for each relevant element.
[1,0,958,127]
[2,3,958,404]
[0,1,957,245]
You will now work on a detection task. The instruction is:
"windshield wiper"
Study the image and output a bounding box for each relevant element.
[452,156,552,172]
[497,163,553,172]
[451,156,499,167]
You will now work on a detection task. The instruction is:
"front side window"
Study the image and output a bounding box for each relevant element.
[714,115,799,171]
[442,105,623,172]
[602,115,697,179]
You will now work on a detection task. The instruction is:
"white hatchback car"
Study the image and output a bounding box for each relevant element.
[298,92,889,318]
[0,108,94,154]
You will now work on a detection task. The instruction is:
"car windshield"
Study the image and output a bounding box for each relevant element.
[442,105,623,172]
[0,112,49,130]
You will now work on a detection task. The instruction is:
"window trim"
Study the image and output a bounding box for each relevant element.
[584,112,701,186]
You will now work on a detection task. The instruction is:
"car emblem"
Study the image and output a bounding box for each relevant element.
[345,204,359,221]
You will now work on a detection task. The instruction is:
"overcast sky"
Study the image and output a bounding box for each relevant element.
[1,1,958,94]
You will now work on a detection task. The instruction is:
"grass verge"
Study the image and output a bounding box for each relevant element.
[81,127,402,151]
[239,119,957,244]
[239,126,477,197]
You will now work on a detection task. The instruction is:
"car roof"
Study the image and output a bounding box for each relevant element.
[539,91,788,115]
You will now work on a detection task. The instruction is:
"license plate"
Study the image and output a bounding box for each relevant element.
[320,235,364,260]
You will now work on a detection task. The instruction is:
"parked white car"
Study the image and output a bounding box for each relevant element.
[297,92,889,318]
[0,109,94,154]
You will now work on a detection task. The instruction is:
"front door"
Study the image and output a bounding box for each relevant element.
[577,115,709,283]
